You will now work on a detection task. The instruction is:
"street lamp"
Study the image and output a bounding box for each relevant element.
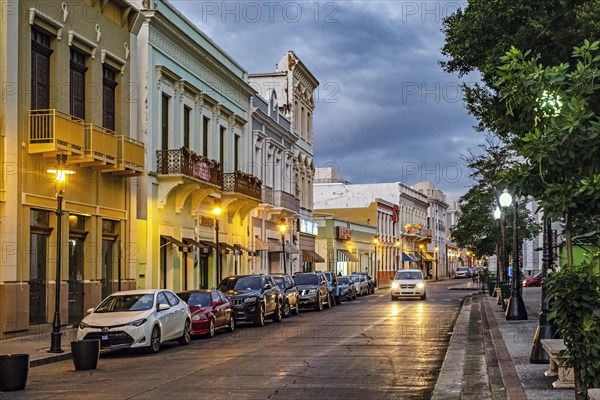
[394,240,401,271]
[48,153,74,353]
[499,190,512,282]
[505,193,527,320]
[277,219,288,274]
[212,203,222,284]
[419,243,425,273]
[434,245,439,280]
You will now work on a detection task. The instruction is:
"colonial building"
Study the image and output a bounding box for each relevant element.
[413,181,450,279]
[134,0,259,291]
[0,0,143,337]
[446,200,463,274]
[249,51,320,272]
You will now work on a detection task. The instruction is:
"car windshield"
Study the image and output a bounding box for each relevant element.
[350,275,361,283]
[179,292,212,307]
[395,271,423,280]
[294,274,318,285]
[458,268,470,272]
[218,276,262,291]
[338,277,349,285]
[95,293,154,313]
[273,277,285,289]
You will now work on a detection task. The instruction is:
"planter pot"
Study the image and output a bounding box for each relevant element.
[0,354,29,391]
[71,340,100,371]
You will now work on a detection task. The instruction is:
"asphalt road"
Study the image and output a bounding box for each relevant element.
[4,281,468,400]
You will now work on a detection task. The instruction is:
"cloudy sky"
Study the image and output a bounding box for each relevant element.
[171,0,484,201]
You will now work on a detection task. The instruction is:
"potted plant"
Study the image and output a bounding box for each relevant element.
[71,339,100,371]
[0,353,29,391]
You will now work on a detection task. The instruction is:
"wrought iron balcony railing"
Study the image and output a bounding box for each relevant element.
[222,171,262,201]
[156,148,221,187]
[274,190,300,212]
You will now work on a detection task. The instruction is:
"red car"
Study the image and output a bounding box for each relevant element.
[177,290,235,338]
[523,273,542,287]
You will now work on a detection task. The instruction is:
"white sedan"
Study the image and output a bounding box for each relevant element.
[77,289,191,353]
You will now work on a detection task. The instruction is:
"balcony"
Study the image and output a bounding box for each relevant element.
[82,124,118,167]
[274,190,300,213]
[29,109,85,155]
[262,186,273,204]
[118,136,145,174]
[156,148,221,187]
[222,171,262,202]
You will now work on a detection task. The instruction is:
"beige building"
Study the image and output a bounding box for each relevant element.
[0,0,143,337]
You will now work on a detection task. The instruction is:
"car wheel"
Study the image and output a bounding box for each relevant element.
[316,294,323,311]
[178,319,191,345]
[282,300,291,318]
[146,325,161,354]
[254,304,265,327]
[292,301,300,315]
[206,318,216,338]
[420,292,427,300]
[272,301,283,323]
[227,315,236,332]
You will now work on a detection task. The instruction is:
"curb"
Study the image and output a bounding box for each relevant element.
[30,352,72,367]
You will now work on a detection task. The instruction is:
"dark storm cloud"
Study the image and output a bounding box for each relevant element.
[170,0,481,200]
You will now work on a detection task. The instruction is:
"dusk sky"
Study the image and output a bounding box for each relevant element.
[171,0,484,201]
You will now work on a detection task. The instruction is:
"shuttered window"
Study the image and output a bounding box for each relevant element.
[102,66,117,131]
[31,28,52,109]
[70,49,87,119]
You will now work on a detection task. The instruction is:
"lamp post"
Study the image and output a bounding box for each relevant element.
[493,206,502,280]
[499,190,512,282]
[278,219,288,274]
[394,240,401,271]
[48,153,73,354]
[419,243,425,274]
[434,245,439,280]
[505,194,528,320]
[213,203,222,284]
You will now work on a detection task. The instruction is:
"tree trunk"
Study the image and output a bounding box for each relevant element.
[574,368,586,400]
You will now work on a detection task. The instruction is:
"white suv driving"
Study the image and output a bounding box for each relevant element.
[390,269,426,300]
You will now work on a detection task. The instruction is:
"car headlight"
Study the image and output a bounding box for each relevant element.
[129,318,147,327]
[391,282,399,289]
[192,314,208,321]
[416,282,425,289]
[308,289,317,294]
[244,297,258,304]
[79,321,90,330]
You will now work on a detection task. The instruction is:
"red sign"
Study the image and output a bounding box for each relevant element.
[337,227,351,240]
[193,161,211,181]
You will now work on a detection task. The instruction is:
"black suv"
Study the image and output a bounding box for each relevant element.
[217,275,283,326]
[272,273,300,318]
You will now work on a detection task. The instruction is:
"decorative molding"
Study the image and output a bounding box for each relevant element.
[95,24,102,43]
[68,31,97,59]
[61,3,69,22]
[124,43,130,60]
[29,8,64,40]
[101,49,126,75]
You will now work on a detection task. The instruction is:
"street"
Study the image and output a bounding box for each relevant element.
[4,282,468,400]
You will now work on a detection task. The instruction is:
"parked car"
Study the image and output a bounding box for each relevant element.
[352,272,375,294]
[321,271,342,305]
[272,273,300,318]
[523,273,542,287]
[177,289,234,338]
[349,274,369,296]
[77,289,191,354]
[337,276,357,301]
[217,274,283,327]
[390,269,426,300]
[293,272,330,311]
[454,267,472,278]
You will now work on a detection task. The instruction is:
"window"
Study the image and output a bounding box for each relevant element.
[70,49,87,119]
[202,117,209,157]
[234,134,240,171]
[102,66,117,131]
[183,105,191,149]
[157,292,169,307]
[161,94,170,150]
[31,28,52,109]
[219,126,225,170]
[164,291,179,306]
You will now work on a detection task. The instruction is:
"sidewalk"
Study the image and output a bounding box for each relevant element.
[0,327,77,367]
[433,286,575,400]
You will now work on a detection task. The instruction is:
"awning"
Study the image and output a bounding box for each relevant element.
[268,239,299,254]
[198,240,230,254]
[422,252,435,261]
[402,252,419,262]
[160,235,189,251]
[302,249,324,263]
[234,244,252,253]
[253,236,269,251]
[338,249,359,262]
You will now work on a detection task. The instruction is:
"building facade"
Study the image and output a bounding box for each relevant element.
[249,51,320,272]
[1,0,143,337]
[134,0,259,291]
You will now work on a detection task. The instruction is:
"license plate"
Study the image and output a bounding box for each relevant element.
[101,335,108,341]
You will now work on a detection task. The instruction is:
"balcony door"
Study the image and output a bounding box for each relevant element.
[68,215,87,325]
[29,210,51,325]
[31,28,52,109]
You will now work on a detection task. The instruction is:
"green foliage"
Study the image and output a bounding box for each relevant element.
[547,261,600,395]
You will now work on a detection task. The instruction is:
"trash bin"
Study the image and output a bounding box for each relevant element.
[71,339,100,371]
[0,354,29,391]
[501,281,512,310]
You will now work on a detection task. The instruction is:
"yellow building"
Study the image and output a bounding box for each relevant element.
[0,0,143,337]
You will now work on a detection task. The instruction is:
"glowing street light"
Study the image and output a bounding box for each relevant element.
[277,219,288,274]
[213,203,223,284]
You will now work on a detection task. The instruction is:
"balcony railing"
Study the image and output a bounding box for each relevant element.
[156,148,221,186]
[29,109,85,155]
[84,124,118,166]
[274,190,300,212]
[118,136,145,174]
[223,171,262,201]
